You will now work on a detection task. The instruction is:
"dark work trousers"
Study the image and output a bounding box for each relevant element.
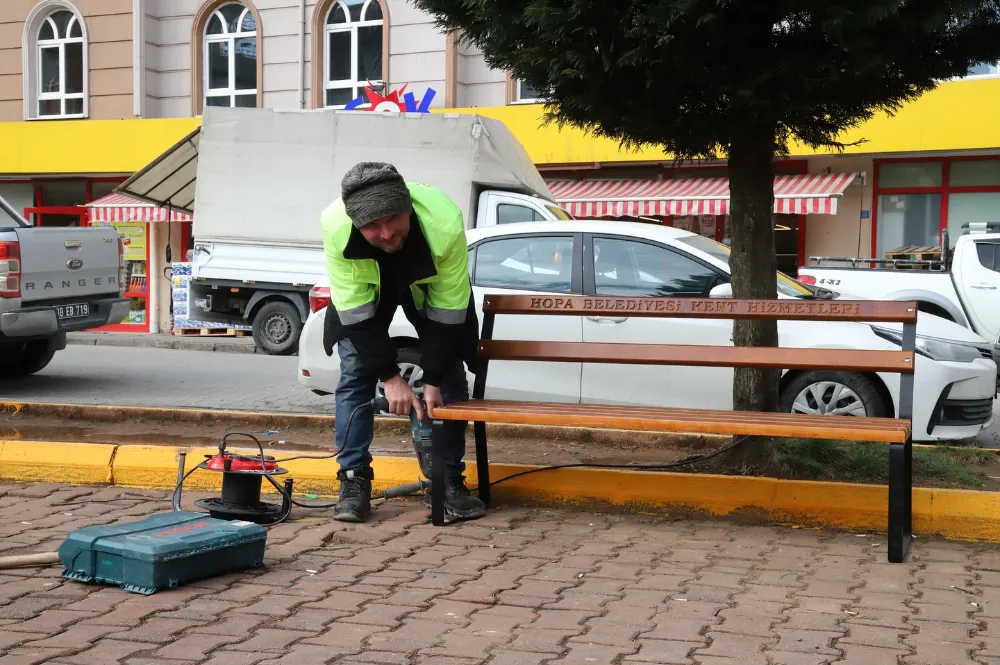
[334,337,470,475]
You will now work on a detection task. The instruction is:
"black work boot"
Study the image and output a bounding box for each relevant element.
[334,468,373,523]
[424,475,487,524]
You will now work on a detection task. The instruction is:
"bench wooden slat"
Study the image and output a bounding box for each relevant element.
[442,400,911,433]
[447,400,910,430]
[434,401,911,443]
[480,340,915,374]
[483,295,919,323]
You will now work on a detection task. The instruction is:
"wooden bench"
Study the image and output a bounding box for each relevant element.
[430,295,918,563]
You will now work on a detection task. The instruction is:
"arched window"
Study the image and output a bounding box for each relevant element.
[323,0,384,107]
[204,2,258,108]
[23,2,88,119]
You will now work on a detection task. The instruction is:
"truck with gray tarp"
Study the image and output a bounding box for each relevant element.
[117,106,568,354]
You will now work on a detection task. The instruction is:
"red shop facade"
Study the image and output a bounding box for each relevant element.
[870,155,1000,258]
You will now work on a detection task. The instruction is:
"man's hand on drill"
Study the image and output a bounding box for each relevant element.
[383,374,424,420]
[422,385,443,420]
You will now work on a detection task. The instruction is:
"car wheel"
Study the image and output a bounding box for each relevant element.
[0,340,57,378]
[779,371,889,419]
[375,347,424,416]
[252,301,302,356]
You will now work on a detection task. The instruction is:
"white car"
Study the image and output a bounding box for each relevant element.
[299,221,998,442]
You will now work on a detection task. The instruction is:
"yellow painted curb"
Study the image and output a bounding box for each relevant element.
[0,441,115,485]
[2,440,1000,543]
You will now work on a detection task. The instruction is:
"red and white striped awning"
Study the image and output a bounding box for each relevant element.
[84,192,193,223]
[546,172,856,218]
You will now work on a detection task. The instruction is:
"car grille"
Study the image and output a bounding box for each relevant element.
[937,398,994,427]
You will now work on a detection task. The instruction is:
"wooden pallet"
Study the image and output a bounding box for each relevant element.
[884,245,942,270]
[885,245,942,261]
[172,327,252,338]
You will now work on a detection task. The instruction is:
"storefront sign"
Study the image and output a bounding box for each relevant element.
[94,220,146,261]
[111,221,146,261]
[699,215,717,237]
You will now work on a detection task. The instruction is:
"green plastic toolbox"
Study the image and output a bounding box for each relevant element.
[58,511,267,594]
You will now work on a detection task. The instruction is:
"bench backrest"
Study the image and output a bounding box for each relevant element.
[474,294,918,420]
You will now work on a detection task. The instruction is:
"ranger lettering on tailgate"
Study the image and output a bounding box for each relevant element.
[22,276,118,291]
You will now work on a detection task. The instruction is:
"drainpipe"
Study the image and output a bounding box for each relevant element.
[132,0,144,117]
[298,0,306,108]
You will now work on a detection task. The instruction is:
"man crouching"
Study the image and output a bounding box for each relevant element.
[320,161,485,524]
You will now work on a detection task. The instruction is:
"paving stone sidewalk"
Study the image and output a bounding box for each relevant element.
[1,482,1000,665]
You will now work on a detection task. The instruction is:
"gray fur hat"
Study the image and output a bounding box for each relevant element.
[341,161,412,229]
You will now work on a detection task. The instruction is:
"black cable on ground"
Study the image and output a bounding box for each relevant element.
[172,405,754,516]
[480,434,752,490]
[58,492,173,506]
[170,464,202,511]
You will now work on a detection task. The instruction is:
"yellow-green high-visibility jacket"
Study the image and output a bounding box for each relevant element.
[320,182,479,386]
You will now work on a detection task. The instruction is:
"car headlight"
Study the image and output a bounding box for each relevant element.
[871,326,986,363]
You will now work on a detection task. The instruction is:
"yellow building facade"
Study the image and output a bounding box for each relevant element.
[2,76,1000,323]
[4,76,1000,281]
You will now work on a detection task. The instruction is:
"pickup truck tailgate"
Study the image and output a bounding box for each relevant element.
[14,226,121,303]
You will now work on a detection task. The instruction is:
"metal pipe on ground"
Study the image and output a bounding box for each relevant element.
[0,552,61,569]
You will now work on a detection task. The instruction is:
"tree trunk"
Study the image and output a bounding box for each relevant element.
[727,131,780,413]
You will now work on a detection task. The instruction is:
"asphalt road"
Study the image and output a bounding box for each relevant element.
[0,345,333,415]
[2,345,999,447]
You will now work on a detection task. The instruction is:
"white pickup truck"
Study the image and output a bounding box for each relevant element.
[798,230,1000,347]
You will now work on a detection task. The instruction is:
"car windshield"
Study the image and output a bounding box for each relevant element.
[675,235,817,298]
[547,204,573,220]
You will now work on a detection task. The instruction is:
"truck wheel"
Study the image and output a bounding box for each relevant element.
[252,301,302,356]
[779,371,889,418]
[374,348,424,416]
[0,341,57,378]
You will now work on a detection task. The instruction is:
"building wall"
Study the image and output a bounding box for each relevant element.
[803,156,875,261]
[0,0,134,122]
[456,40,504,107]
[142,0,508,119]
[0,182,33,225]
[387,0,444,107]
[143,0,294,118]
[143,0,195,118]
[145,0,312,118]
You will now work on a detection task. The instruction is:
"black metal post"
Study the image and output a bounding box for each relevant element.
[281,478,294,521]
[889,318,916,563]
[172,452,187,512]
[473,310,495,505]
[431,420,446,526]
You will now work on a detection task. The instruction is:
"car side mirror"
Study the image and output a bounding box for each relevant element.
[709,282,733,299]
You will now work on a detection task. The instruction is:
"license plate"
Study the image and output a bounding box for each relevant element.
[56,303,90,319]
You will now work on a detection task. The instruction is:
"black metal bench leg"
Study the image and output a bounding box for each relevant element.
[431,419,446,527]
[474,421,490,506]
[888,437,913,563]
